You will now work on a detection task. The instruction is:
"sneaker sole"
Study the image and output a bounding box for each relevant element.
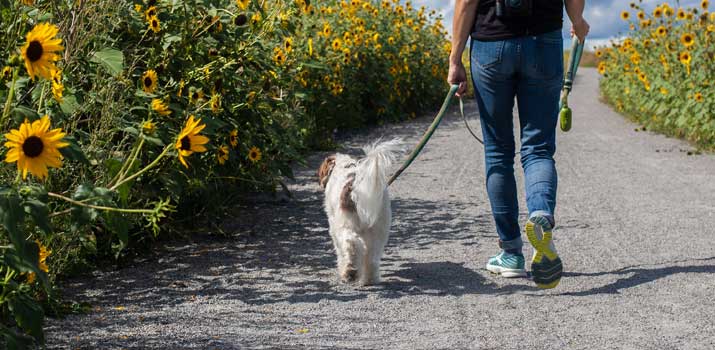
[525,221,563,289]
[486,264,527,278]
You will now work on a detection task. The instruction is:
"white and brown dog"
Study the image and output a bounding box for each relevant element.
[317,139,403,285]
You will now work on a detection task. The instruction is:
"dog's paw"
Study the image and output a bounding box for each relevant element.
[340,267,358,283]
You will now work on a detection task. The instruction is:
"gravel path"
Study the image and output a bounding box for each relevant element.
[46,68,715,349]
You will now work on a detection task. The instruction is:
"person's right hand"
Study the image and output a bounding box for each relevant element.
[571,17,590,43]
[448,60,468,97]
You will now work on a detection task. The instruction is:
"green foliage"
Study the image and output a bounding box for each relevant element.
[597,2,715,149]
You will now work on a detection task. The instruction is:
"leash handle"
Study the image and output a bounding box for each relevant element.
[387,84,459,186]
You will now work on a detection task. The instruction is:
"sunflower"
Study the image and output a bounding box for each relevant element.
[656,26,667,37]
[134,4,142,13]
[273,47,286,65]
[177,79,185,97]
[229,129,239,148]
[284,37,293,54]
[702,0,709,10]
[679,51,692,65]
[595,49,603,58]
[308,38,313,56]
[144,6,157,21]
[2,66,12,80]
[598,61,607,75]
[149,16,161,33]
[50,69,63,103]
[210,93,221,114]
[248,146,262,163]
[141,69,158,93]
[621,11,630,20]
[660,87,669,95]
[637,11,645,20]
[175,115,209,168]
[142,119,156,135]
[151,98,171,116]
[694,92,704,102]
[4,116,68,180]
[251,12,262,25]
[322,23,332,37]
[236,0,250,10]
[664,6,674,17]
[681,33,695,47]
[21,23,64,81]
[331,38,342,51]
[653,7,663,18]
[638,72,647,83]
[26,241,50,284]
[677,8,686,20]
[216,145,229,165]
[189,88,204,105]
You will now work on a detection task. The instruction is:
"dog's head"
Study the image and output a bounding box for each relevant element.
[317,155,336,190]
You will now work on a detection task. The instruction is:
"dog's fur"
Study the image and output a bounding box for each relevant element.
[317,139,403,285]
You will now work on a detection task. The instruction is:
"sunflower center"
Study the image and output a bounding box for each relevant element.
[152,19,158,28]
[23,136,44,157]
[27,41,44,62]
[180,136,191,151]
[144,77,153,88]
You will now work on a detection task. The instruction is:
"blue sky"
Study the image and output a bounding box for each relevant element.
[411,0,704,49]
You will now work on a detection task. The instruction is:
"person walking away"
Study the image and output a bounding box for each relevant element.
[447,0,590,289]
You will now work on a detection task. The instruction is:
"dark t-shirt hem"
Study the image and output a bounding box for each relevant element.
[471,23,563,41]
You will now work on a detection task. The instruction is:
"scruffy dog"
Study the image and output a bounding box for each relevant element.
[317,139,403,285]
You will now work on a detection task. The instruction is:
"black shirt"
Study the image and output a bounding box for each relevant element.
[471,0,564,41]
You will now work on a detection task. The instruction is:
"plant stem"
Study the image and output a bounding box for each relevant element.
[36,83,46,114]
[47,192,154,214]
[1,68,18,126]
[110,145,171,191]
[110,137,145,187]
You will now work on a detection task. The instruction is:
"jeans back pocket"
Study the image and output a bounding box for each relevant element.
[472,40,505,69]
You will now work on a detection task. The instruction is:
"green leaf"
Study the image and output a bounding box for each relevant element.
[105,212,130,251]
[59,94,80,115]
[8,295,45,344]
[2,247,48,288]
[59,136,90,166]
[0,325,36,350]
[0,189,26,249]
[90,48,124,75]
[10,106,39,123]
[22,199,51,234]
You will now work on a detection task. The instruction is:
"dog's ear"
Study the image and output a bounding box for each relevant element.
[317,155,336,189]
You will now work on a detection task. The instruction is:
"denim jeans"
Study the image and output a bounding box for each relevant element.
[469,30,563,251]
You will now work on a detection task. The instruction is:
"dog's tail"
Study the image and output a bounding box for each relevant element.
[351,138,404,227]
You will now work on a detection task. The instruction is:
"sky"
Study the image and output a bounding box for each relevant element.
[410,0,704,50]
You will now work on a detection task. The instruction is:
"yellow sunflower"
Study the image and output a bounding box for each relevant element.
[229,129,239,148]
[141,69,158,93]
[598,61,607,75]
[217,145,229,165]
[177,79,185,97]
[210,93,221,114]
[621,11,630,21]
[284,37,293,54]
[175,115,209,168]
[4,115,68,180]
[660,87,669,95]
[26,241,50,284]
[189,88,204,105]
[322,23,332,37]
[677,8,686,20]
[236,0,250,10]
[273,47,286,65]
[149,16,161,33]
[637,11,645,20]
[694,92,704,102]
[595,49,603,58]
[2,66,12,80]
[331,38,342,51]
[51,69,63,103]
[681,33,695,47]
[702,0,709,10]
[248,146,262,163]
[653,7,663,18]
[142,119,156,135]
[679,51,692,65]
[21,23,64,81]
[144,6,157,21]
[656,26,667,37]
[151,98,171,116]
[251,12,262,25]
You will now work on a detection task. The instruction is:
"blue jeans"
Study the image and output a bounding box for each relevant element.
[469,30,563,251]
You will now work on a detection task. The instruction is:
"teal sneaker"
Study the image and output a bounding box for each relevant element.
[525,214,563,289]
[486,251,527,278]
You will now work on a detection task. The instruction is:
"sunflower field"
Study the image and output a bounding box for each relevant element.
[597,0,715,149]
[0,0,449,346]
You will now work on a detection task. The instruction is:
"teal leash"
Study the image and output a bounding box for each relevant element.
[389,39,586,186]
